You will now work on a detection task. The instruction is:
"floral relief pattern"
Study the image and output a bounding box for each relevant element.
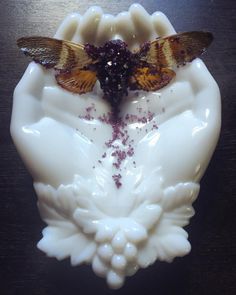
[35,170,199,289]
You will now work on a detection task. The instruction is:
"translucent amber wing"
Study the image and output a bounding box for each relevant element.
[130,67,175,91]
[56,69,97,94]
[142,31,213,67]
[17,37,95,71]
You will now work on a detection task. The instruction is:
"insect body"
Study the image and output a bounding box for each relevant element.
[17,31,213,112]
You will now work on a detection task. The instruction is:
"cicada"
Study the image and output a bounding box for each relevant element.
[17,31,213,111]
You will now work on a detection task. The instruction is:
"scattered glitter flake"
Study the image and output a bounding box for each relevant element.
[96,110,156,188]
[112,174,122,188]
[137,107,142,113]
[124,112,154,124]
[86,106,93,112]
[112,150,127,169]
[79,104,96,121]
[98,113,113,124]
[104,119,127,148]
[127,146,134,157]
[122,135,129,145]
[79,113,94,121]
[147,111,154,121]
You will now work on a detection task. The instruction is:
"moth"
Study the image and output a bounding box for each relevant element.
[17,31,213,110]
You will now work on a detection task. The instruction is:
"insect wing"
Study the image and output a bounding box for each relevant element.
[17,37,95,71]
[142,31,213,67]
[56,68,97,94]
[130,67,175,91]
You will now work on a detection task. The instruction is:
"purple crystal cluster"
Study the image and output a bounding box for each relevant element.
[85,40,139,111]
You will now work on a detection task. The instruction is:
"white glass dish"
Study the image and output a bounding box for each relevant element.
[11,4,221,289]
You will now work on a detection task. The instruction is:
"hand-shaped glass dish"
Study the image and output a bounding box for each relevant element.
[11,4,221,289]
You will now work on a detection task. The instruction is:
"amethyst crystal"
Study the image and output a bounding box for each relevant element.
[85,40,147,114]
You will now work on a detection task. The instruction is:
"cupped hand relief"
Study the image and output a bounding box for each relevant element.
[11,4,221,289]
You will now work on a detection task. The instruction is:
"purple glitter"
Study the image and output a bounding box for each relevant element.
[83,40,158,188]
[112,174,122,188]
[97,111,157,186]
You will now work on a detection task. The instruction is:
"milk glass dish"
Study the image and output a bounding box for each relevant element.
[11,4,221,289]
